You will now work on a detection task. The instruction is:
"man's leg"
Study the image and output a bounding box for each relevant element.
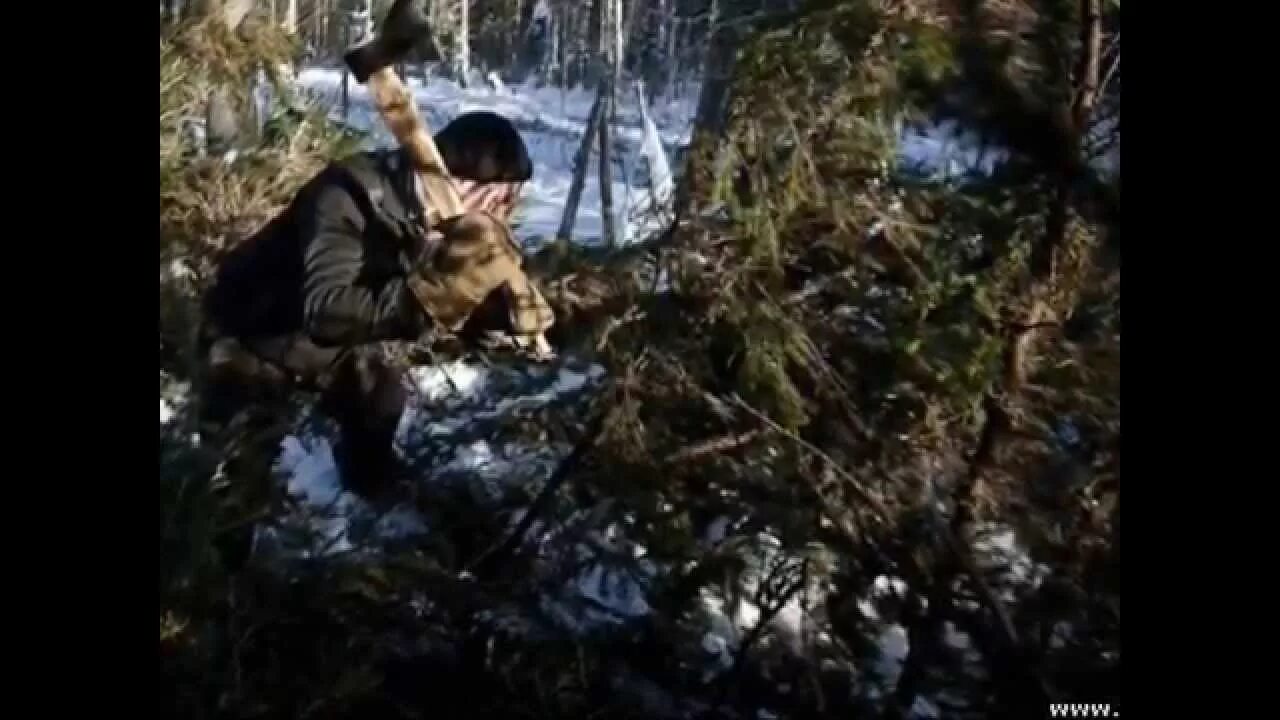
[195,330,298,570]
[318,345,411,500]
[197,326,298,431]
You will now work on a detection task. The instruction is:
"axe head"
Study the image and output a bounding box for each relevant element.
[343,0,433,84]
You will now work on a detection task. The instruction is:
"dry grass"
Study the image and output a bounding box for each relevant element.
[160,13,352,257]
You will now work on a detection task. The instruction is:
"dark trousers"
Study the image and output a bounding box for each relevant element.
[198,327,410,499]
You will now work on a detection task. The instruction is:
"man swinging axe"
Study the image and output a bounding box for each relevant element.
[199,0,554,499]
[343,0,554,359]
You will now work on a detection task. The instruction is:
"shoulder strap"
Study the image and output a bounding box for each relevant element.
[380,148,426,225]
[333,151,386,211]
[333,150,425,232]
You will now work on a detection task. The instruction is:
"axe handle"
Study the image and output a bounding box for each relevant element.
[362,64,554,358]
[365,66,466,221]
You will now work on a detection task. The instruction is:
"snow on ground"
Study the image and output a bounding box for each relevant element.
[898,120,1004,178]
[255,433,430,559]
[159,380,189,428]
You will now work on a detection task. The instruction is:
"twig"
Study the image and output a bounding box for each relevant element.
[783,266,859,305]
[595,306,647,352]
[704,557,809,718]
[662,429,763,464]
[729,394,891,525]
[465,405,609,576]
[1072,0,1104,129]
[1099,48,1120,100]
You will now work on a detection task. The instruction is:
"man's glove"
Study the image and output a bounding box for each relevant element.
[405,211,555,358]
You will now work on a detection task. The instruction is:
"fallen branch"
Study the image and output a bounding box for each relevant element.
[729,394,891,527]
[662,429,763,464]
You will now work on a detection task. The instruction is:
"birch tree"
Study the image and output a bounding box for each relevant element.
[204,0,256,155]
[284,0,298,34]
[454,0,471,85]
[612,0,625,95]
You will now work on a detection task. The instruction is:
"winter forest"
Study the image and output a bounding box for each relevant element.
[160,0,1120,718]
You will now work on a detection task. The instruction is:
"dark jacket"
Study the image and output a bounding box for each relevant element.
[204,150,431,347]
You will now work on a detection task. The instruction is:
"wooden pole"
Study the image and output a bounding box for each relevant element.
[597,82,616,247]
[556,77,608,242]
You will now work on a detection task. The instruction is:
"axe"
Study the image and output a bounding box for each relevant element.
[343,0,465,223]
[343,0,554,360]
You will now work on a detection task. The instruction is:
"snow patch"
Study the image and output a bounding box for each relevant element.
[160,382,189,426]
[261,434,430,559]
[408,361,489,403]
[874,624,910,688]
[909,695,942,720]
[971,523,1047,603]
[898,121,1004,178]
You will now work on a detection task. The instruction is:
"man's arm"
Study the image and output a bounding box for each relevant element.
[300,181,427,346]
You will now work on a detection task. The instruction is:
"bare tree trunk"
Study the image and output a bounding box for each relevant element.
[340,11,351,119]
[315,0,325,55]
[455,0,471,85]
[614,0,628,95]
[669,15,683,99]
[642,0,670,102]
[284,0,298,34]
[670,0,762,221]
[275,0,298,86]
[341,70,351,118]
[604,0,618,123]
[570,2,580,86]
[342,0,374,118]
[593,0,621,245]
[585,0,604,87]
[597,79,616,247]
[357,0,374,41]
[692,0,735,139]
[556,78,608,242]
[557,7,568,88]
[548,9,559,86]
[517,0,538,54]
[204,0,256,156]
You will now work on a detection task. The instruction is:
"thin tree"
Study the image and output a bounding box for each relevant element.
[284,0,298,34]
[454,0,470,85]
[204,0,256,155]
[555,76,608,242]
[597,0,624,245]
[597,72,616,247]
